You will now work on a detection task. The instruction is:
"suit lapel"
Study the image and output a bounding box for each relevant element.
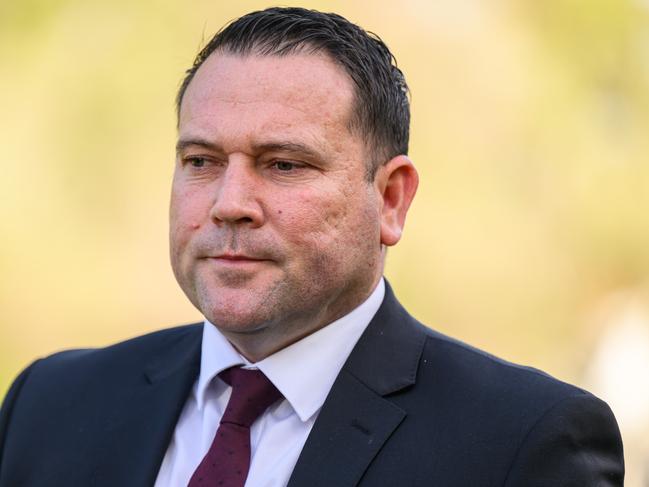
[92,325,202,487]
[288,283,427,487]
[287,369,405,487]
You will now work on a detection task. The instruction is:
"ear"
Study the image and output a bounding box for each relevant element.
[374,155,419,247]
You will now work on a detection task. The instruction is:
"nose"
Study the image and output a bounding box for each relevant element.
[209,159,264,227]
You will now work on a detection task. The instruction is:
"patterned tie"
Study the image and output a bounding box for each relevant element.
[187,367,283,487]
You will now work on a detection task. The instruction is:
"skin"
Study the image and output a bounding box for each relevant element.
[170,51,418,361]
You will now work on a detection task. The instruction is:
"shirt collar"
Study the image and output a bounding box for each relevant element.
[195,278,385,422]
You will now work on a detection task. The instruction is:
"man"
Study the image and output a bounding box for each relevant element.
[0,7,624,487]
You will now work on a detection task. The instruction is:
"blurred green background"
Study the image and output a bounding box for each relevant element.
[2,0,648,484]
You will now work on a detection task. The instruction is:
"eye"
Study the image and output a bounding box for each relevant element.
[274,160,296,171]
[187,157,206,168]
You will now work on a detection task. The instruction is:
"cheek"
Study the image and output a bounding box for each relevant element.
[276,188,374,254]
[169,186,211,261]
[170,185,210,231]
[276,191,343,244]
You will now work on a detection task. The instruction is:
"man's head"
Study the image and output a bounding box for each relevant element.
[176,7,410,180]
[170,7,418,360]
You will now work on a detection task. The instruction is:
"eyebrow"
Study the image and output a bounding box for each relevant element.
[175,138,322,160]
[252,141,321,159]
[175,138,220,154]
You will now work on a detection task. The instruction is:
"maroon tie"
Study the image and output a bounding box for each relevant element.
[187,368,283,487]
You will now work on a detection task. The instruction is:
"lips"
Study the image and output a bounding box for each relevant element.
[194,241,278,263]
[211,254,266,262]
[203,253,275,267]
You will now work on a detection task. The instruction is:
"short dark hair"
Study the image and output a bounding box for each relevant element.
[176,7,410,179]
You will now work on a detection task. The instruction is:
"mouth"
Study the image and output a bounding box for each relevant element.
[206,254,271,265]
[214,253,265,260]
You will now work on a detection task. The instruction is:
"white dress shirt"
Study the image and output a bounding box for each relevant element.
[154,279,385,487]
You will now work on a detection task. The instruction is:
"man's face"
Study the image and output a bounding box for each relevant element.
[170,52,387,355]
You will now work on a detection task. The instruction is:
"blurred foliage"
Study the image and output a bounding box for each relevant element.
[1,0,648,480]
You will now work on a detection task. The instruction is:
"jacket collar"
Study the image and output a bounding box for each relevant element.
[93,324,202,487]
[143,324,202,384]
[288,280,428,487]
[344,280,426,395]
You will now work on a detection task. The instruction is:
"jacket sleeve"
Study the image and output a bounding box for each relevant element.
[503,392,625,486]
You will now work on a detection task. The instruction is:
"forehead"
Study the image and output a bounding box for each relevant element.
[179,52,357,146]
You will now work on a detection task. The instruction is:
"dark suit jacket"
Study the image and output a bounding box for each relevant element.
[0,284,624,486]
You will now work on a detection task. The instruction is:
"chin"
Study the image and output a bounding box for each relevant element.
[191,272,290,326]
[199,296,274,333]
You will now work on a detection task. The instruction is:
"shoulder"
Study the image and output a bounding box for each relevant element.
[2,323,203,408]
[32,323,200,372]
[346,285,624,484]
[367,282,595,410]
[420,324,585,404]
[0,324,204,485]
[410,322,609,425]
[401,322,624,484]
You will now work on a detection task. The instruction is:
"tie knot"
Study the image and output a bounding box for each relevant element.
[219,368,282,428]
